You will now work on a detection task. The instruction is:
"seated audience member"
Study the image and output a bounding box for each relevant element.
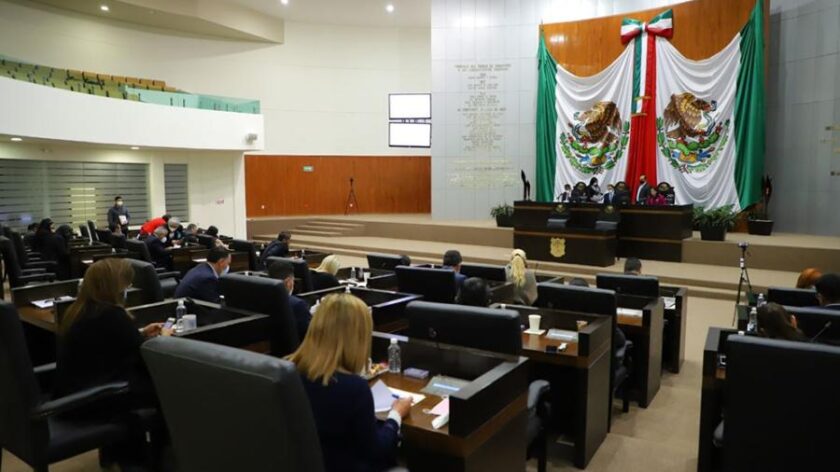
[568,277,589,287]
[756,302,807,342]
[443,249,467,289]
[181,223,200,245]
[286,293,409,472]
[458,277,491,307]
[624,257,643,276]
[32,219,70,275]
[55,259,168,418]
[312,255,341,291]
[796,268,822,289]
[173,247,231,303]
[260,231,292,265]
[267,261,312,341]
[815,273,840,310]
[166,217,184,244]
[205,225,230,249]
[24,222,39,247]
[145,226,173,269]
[139,214,171,238]
[506,249,537,305]
[645,187,667,206]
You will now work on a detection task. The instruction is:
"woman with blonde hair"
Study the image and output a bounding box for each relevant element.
[506,249,538,305]
[311,254,342,291]
[287,293,410,472]
[54,258,168,418]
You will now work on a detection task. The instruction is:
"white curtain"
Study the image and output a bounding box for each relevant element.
[553,46,635,199]
[655,35,742,210]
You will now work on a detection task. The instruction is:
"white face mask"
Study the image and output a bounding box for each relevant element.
[116,201,124,207]
[160,236,167,243]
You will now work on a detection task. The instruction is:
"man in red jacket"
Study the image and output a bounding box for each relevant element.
[139,214,171,237]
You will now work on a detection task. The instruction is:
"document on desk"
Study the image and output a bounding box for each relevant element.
[31,296,74,309]
[617,307,644,318]
[371,380,427,413]
[663,297,677,310]
[546,329,578,342]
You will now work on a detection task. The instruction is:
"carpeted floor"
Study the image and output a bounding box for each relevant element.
[2,294,733,471]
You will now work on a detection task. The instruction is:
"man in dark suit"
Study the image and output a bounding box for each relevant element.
[145,226,173,269]
[443,249,467,290]
[636,174,650,204]
[815,273,840,310]
[259,231,291,267]
[603,184,616,205]
[174,247,231,303]
[267,260,312,341]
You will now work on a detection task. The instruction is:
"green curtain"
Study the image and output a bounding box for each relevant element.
[734,0,766,209]
[536,36,558,202]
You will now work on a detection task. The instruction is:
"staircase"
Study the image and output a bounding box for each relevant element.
[291,219,366,238]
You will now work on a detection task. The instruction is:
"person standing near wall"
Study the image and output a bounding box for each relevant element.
[107,196,130,235]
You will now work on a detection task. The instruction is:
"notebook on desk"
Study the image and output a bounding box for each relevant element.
[31,296,74,310]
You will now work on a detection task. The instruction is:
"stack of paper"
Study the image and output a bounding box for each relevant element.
[370,380,426,413]
[546,329,578,342]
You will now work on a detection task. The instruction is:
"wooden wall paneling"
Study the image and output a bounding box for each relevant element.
[244,155,430,216]
[541,0,769,76]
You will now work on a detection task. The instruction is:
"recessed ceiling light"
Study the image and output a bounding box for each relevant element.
[385,4,395,13]
[10,137,22,142]
[130,146,140,150]
[100,4,109,12]
[280,0,289,5]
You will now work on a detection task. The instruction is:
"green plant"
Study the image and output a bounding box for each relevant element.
[693,205,737,229]
[490,203,514,218]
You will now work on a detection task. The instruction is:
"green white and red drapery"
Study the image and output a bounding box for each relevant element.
[536,2,765,210]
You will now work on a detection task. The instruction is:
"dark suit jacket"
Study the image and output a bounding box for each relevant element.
[443,266,467,291]
[259,240,289,266]
[174,263,220,303]
[604,191,615,205]
[300,372,399,472]
[145,237,172,269]
[311,271,341,291]
[289,294,312,341]
[636,183,650,203]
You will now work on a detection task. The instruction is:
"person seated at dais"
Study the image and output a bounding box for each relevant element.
[457,277,491,307]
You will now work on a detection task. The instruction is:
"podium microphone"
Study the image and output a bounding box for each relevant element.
[810,321,832,343]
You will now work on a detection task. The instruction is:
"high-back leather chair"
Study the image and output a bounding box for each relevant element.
[783,306,840,343]
[126,238,153,262]
[229,239,259,271]
[0,302,134,471]
[0,236,55,288]
[79,224,92,242]
[766,287,819,307]
[367,253,410,271]
[141,336,324,472]
[197,234,216,249]
[723,336,840,471]
[536,283,616,315]
[266,256,313,293]
[110,233,127,251]
[86,220,99,242]
[126,259,179,303]
[219,273,299,357]
[406,301,521,354]
[10,231,57,272]
[395,266,458,303]
[460,263,507,282]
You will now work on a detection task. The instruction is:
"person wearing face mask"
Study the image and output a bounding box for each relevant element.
[145,226,173,269]
[267,260,312,341]
[174,246,231,303]
[107,196,130,235]
[32,218,70,277]
[636,174,651,204]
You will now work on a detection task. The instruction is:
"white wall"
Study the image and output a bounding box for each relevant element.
[0,141,248,238]
[0,0,431,156]
[430,0,687,219]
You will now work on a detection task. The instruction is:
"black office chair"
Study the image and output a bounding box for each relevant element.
[10,231,58,272]
[0,236,55,288]
[110,233,127,251]
[141,336,324,472]
[95,228,113,244]
[395,266,458,303]
[405,301,551,472]
[79,224,92,242]
[86,220,99,242]
[219,273,299,357]
[766,287,819,307]
[229,239,259,271]
[0,302,136,472]
[266,256,314,293]
[125,239,172,273]
[197,234,217,249]
[126,259,179,303]
[367,253,410,271]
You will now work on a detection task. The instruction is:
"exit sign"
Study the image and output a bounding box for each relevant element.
[303,165,314,172]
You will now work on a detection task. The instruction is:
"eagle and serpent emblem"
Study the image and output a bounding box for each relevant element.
[657,92,730,174]
[559,101,630,175]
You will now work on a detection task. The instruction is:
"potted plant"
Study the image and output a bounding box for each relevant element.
[747,175,774,235]
[694,204,737,241]
[490,203,514,227]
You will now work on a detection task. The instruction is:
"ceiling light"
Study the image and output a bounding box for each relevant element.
[10,137,22,142]
[130,146,140,150]
[100,5,109,12]
[280,0,289,5]
[386,4,395,13]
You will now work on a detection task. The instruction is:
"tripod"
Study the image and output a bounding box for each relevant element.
[732,243,753,326]
[345,177,358,215]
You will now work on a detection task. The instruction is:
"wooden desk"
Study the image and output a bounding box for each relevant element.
[170,245,208,275]
[661,285,688,373]
[288,249,330,268]
[489,304,612,468]
[68,243,114,277]
[370,334,529,472]
[616,295,664,408]
[336,267,398,291]
[513,226,617,267]
[513,201,692,262]
[298,286,422,333]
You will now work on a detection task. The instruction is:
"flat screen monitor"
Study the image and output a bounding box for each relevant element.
[389,123,431,148]
[596,274,660,299]
[389,93,431,120]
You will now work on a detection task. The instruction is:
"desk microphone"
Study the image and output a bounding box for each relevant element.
[810,321,832,343]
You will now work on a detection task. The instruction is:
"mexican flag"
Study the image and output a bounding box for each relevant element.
[654,1,765,210]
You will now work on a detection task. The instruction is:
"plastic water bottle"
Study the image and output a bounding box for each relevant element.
[388,338,401,374]
[175,300,186,323]
[756,293,766,307]
[747,307,758,333]
[219,295,226,307]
